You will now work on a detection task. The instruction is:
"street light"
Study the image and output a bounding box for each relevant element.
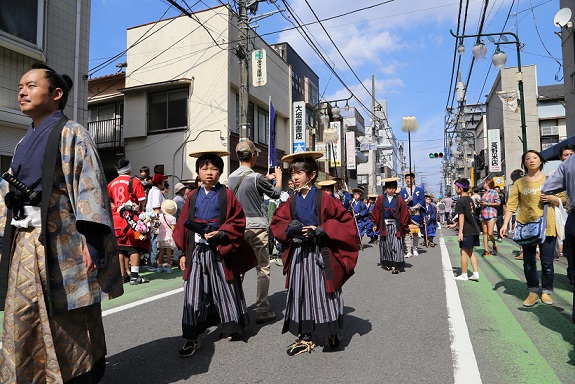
[311,95,353,151]
[401,115,418,194]
[451,29,527,153]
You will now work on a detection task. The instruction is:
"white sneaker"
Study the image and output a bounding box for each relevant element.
[454,273,469,281]
[405,252,412,258]
[469,273,479,281]
[413,250,419,256]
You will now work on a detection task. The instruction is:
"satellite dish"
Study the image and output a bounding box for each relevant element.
[554,8,572,28]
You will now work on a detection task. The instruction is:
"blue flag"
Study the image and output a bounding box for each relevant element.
[268,97,277,167]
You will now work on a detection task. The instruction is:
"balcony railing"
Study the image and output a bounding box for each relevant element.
[87,117,123,149]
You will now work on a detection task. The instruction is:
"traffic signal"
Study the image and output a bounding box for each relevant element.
[429,152,444,159]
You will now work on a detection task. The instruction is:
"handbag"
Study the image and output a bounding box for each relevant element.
[512,204,548,246]
[555,199,568,241]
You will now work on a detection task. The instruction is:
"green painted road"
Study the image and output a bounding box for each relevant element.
[443,228,575,384]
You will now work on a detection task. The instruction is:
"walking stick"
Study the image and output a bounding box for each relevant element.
[423,214,429,248]
[350,207,364,251]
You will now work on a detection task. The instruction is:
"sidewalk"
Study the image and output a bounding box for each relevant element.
[441,227,575,384]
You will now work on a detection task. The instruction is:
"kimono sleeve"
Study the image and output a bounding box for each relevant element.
[370,195,383,227]
[320,197,359,275]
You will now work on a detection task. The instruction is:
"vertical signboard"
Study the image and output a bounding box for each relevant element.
[346,131,356,170]
[292,101,306,153]
[252,49,267,87]
[329,121,342,167]
[487,129,501,172]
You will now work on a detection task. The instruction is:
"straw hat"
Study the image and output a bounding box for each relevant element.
[281,151,323,163]
[382,177,400,186]
[351,187,364,195]
[316,180,336,188]
[161,199,177,215]
[367,194,378,199]
[189,150,230,158]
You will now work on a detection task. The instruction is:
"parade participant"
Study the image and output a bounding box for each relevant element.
[108,158,150,285]
[480,178,501,256]
[333,177,352,210]
[370,178,410,273]
[447,178,481,281]
[316,179,338,199]
[228,139,282,324]
[146,173,167,270]
[157,199,177,274]
[366,194,380,244]
[271,151,358,356]
[399,171,425,257]
[423,194,438,247]
[173,150,257,358]
[0,63,123,383]
[501,150,566,307]
[351,187,369,239]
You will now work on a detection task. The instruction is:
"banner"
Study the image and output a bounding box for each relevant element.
[346,131,356,170]
[329,121,341,167]
[488,129,502,172]
[292,101,306,153]
[252,49,267,87]
[268,97,276,167]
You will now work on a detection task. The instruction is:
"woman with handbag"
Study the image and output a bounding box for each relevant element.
[480,178,500,256]
[500,150,567,307]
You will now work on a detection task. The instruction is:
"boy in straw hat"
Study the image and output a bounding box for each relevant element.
[370,177,411,273]
[271,151,358,356]
[173,150,257,358]
[365,194,379,244]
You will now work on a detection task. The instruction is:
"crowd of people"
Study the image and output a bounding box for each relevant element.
[1,63,574,383]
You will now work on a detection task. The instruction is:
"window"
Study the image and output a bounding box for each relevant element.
[541,136,559,151]
[89,105,115,122]
[0,0,45,58]
[258,108,269,144]
[148,89,188,133]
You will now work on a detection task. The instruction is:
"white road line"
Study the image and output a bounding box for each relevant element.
[0,287,184,350]
[102,287,184,317]
[439,235,482,384]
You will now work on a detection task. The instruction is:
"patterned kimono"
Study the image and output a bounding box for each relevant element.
[0,113,123,384]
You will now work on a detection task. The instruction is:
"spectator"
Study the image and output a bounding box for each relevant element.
[108,158,150,285]
[447,178,481,281]
[500,150,567,307]
[287,179,296,196]
[494,186,506,242]
[157,199,177,274]
[443,193,454,224]
[146,173,167,270]
[139,165,152,195]
[510,168,525,259]
[437,198,446,225]
[173,182,187,221]
[479,178,500,256]
[228,139,282,324]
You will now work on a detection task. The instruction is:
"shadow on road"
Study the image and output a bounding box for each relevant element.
[242,289,287,341]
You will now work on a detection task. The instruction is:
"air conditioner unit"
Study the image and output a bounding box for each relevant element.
[541,126,559,136]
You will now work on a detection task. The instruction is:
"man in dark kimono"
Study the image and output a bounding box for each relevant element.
[0,64,123,383]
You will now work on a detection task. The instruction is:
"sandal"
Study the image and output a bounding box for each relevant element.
[492,245,498,256]
[482,250,491,257]
[515,252,523,260]
[287,338,315,356]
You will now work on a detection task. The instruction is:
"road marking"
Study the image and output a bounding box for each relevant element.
[439,235,482,384]
[102,287,184,317]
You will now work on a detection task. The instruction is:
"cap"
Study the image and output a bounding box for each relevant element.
[316,180,336,187]
[115,158,130,170]
[189,150,230,158]
[174,182,186,193]
[236,139,261,154]
[351,187,364,195]
[161,199,177,215]
[152,173,168,184]
[281,151,323,163]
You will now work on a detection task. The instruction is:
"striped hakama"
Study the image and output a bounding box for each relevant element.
[182,243,249,340]
[379,221,405,270]
[0,227,106,384]
[283,243,344,337]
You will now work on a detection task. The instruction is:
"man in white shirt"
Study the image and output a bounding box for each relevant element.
[146,173,167,270]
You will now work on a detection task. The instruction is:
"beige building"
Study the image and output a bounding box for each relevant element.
[94,5,293,185]
[0,0,91,172]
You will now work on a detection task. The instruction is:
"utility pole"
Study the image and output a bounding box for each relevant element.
[369,74,377,194]
[238,0,250,140]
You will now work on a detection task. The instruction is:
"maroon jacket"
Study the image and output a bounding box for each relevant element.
[271,190,359,293]
[370,194,411,237]
[173,186,257,282]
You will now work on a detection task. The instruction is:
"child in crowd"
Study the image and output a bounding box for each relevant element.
[157,199,177,273]
[172,150,257,358]
[447,178,481,281]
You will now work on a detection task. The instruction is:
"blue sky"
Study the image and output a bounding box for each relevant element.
[90,0,563,196]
